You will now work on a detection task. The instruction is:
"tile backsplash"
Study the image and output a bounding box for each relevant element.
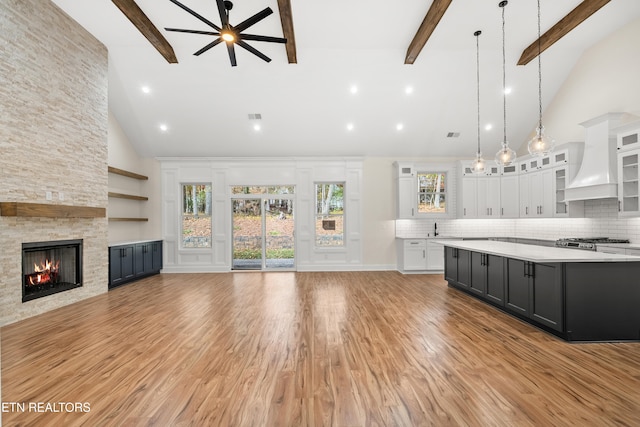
[396,199,640,243]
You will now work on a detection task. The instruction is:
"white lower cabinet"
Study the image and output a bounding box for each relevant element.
[426,241,445,270]
[397,239,444,272]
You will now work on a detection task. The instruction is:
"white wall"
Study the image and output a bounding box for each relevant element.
[524,17,640,151]
[159,158,363,272]
[107,112,162,243]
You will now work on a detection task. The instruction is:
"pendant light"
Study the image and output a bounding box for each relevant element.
[471,30,486,174]
[527,0,555,156]
[495,0,517,167]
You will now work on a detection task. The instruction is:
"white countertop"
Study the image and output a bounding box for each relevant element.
[433,239,640,263]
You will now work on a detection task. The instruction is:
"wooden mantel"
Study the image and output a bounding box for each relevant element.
[0,202,106,218]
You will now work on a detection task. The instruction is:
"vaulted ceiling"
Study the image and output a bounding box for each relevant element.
[50,0,640,159]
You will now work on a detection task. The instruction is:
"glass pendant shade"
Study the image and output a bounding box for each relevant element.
[494,1,516,167]
[495,142,516,166]
[471,152,486,174]
[527,125,555,156]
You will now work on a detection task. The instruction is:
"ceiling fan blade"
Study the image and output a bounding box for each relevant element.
[240,34,286,44]
[168,0,221,31]
[194,38,223,56]
[234,7,272,33]
[165,28,220,36]
[236,40,271,63]
[216,0,229,27]
[226,42,237,66]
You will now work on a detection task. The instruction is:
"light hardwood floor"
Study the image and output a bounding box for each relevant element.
[2,271,640,426]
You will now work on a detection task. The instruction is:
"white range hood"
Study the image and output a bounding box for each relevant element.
[564,113,624,201]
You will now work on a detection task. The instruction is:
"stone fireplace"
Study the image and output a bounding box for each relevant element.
[1,0,108,326]
[22,239,83,302]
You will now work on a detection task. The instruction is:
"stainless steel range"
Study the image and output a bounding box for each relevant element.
[555,237,630,251]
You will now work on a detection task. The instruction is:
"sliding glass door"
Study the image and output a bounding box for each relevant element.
[231,186,294,270]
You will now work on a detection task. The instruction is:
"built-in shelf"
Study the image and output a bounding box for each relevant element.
[108,166,149,223]
[108,192,149,201]
[108,166,148,180]
[0,202,105,218]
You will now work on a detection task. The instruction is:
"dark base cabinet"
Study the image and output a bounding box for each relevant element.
[109,240,162,289]
[565,263,640,341]
[444,247,470,288]
[443,245,640,342]
[505,259,563,332]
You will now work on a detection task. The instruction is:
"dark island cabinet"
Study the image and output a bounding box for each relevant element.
[469,253,505,305]
[109,240,163,289]
[505,259,563,332]
[444,247,471,288]
[442,244,640,341]
[485,255,505,305]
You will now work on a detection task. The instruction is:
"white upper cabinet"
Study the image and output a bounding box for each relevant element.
[618,149,640,216]
[394,162,454,219]
[500,164,519,218]
[617,124,640,152]
[615,122,640,217]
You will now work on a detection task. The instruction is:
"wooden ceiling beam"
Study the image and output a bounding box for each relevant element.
[276,0,297,64]
[517,0,611,66]
[404,0,453,65]
[112,0,178,64]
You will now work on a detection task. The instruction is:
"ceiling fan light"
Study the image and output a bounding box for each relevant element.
[221,31,235,42]
[527,125,555,156]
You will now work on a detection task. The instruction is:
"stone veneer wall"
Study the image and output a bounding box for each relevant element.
[0,0,108,325]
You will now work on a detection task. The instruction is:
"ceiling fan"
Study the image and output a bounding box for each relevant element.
[165,0,286,66]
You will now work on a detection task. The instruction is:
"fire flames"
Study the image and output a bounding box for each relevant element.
[28,259,60,286]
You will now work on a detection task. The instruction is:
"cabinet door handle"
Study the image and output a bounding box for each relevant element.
[524,261,527,277]
[526,206,529,215]
[464,208,466,216]
[501,207,504,216]
[619,200,622,212]
[412,208,414,216]
[530,263,534,278]
[423,250,426,259]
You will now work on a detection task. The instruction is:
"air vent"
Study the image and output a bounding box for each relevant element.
[446,132,460,138]
[248,113,262,120]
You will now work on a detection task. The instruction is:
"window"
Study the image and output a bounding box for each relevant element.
[315,183,344,246]
[417,172,447,214]
[182,184,212,248]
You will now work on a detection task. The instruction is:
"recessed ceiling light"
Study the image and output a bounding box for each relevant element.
[396,123,404,131]
[485,124,493,131]
[159,124,168,132]
[346,123,354,131]
[504,87,512,95]
[253,124,261,131]
[350,85,358,94]
[405,86,414,95]
[141,85,151,94]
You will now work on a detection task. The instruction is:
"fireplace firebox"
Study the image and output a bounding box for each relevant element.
[22,239,83,302]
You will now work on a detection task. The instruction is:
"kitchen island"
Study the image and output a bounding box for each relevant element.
[435,240,640,342]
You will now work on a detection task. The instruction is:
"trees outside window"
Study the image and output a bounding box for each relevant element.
[182,184,212,248]
[417,172,447,214]
[315,183,344,246]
